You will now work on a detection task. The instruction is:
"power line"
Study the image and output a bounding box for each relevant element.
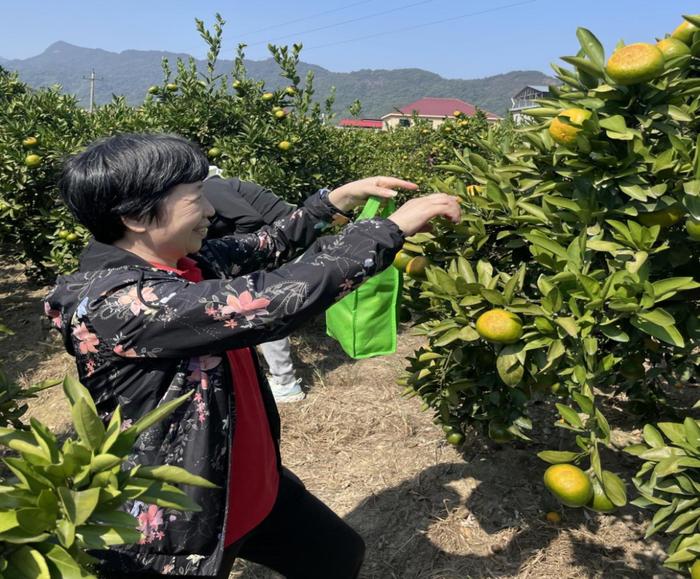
[303,0,537,51]
[241,0,375,37]
[247,0,438,47]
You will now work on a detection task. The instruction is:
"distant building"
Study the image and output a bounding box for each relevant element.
[509,85,550,124]
[380,97,501,129]
[337,118,384,130]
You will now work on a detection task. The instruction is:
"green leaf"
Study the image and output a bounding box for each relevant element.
[35,543,92,579]
[586,239,625,252]
[137,482,202,511]
[556,404,583,428]
[496,345,525,387]
[576,27,605,68]
[132,392,193,436]
[537,450,580,464]
[77,524,142,548]
[71,398,105,451]
[684,418,700,450]
[631,317,685,348]
[599,324,630,342]
[62,376,97,414]
[643,424,665,448]
[555,317,578,337]
[7,546,50,579]
[524,232,568,260]
[601,471,627,507]
[638,308,676,327]
[666,508,700,533]
[433,327,462,347]
[0,511,19,533]
[561,56,602,78]
[136,465,218,489]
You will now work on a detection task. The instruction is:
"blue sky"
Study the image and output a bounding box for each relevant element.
[1,1,698,78]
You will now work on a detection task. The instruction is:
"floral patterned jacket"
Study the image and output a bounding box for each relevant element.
[44,191,404,576]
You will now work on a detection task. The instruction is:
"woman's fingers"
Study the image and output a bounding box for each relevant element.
[375,177,418,191]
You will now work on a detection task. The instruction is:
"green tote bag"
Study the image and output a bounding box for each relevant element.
[325,197,402,359]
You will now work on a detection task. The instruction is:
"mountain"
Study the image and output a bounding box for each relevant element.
[1,41,556,118]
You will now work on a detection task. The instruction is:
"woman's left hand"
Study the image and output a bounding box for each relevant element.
[327,176,418,213]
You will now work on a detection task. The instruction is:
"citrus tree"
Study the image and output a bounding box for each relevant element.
[0,376,214,578]
[396,15,700,572]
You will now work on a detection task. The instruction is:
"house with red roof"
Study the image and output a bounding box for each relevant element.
[337,118,384,130]
[380,97,501,129]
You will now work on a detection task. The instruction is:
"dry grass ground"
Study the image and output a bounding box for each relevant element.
[0,263,687,578]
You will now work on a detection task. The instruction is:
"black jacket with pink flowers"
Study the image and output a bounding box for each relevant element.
[44,191,404,576]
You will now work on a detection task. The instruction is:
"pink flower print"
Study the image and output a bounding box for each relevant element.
[199,356,222,371]
[44,301,63,329]
[137,504,164,544]
[257,231,272,251]
[73,322,100,354]
[117,286,158,316]
[205,305,219,318]
[120,418,133,432]
[220,291,270,320]
[114,344,139,358]
[86,359,96,377]
[162,564,175,574]
[224,319,238,329]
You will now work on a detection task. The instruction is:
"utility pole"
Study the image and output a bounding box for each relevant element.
[82,69,102,113]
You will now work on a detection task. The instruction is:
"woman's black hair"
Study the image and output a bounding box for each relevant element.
[59,133,209,243]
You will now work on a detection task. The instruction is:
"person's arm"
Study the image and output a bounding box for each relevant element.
[203,177,295,236]
[70,219,404,359]
[197,189,347,277]
[55,193,460,360]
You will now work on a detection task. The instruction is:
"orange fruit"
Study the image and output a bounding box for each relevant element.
[475,309,523,344]
[487,420,514,443]
[207,147,221,159]
[548,108,591,147]
[147,85,159,95]
[446,432,464,446]
[452,110,462,117]
[672,20,699,45]
[262,92,274,101]
[637,204,685,227]
[274,109,286,119]
[284,86,296,96]
[392,250,413,271]
[66,233,78,242]
[545,511,561,523]
[405,256,430,279]
[620,356,645,380]
[25,154,42,168]
[543,464,593,507]
[656,37,691,61]
[686,218,700,241]
[166,83,178,92]
[277,140,292,151]
[22,136,38,148]
[606,43,665,85]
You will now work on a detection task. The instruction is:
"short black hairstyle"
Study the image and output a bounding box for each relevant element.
[59,133,209,243]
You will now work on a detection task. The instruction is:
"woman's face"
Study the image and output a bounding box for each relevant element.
[146,181,215,263]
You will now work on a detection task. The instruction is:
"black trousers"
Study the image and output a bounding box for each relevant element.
[133,470,365,579]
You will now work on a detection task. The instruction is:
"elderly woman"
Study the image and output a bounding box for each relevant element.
[45,133,460,578]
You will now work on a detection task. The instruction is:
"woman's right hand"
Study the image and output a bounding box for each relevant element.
[387,193,462,237]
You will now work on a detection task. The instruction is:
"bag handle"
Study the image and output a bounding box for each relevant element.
[357,196,395,220]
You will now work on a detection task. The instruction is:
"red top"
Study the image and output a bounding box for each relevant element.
[151,257,279,546]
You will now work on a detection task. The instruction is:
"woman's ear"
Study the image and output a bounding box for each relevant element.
[121,215,149,234]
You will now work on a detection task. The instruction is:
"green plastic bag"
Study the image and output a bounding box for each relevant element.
[325,197,402,359]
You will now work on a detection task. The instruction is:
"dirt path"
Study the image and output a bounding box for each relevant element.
[0,264,678,578]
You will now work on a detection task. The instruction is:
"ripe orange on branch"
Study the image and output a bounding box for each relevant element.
[475,309,523,344]
[548,108,591,147]
[543,464,593,507]
[605,43,665,85]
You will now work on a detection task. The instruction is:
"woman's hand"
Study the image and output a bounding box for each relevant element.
[388,193,462,237]
[327,176,418,213]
